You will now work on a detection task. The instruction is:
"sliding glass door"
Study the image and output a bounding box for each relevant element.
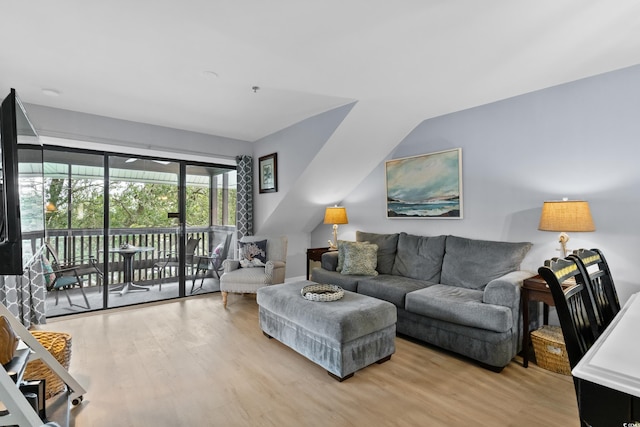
[43,150,105,315]
[43,146,236,317]
[106,155,181,308]
[185,165,237,294]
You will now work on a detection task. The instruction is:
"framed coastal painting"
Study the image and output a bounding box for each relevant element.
[385,148,462,219]
[259,153,278,193]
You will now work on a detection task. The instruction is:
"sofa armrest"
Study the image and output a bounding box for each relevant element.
[321,251,339,271]
[483,270,534,307]
[222,259,240,273]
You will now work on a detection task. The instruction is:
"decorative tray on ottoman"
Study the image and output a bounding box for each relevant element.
[301,284,345,302]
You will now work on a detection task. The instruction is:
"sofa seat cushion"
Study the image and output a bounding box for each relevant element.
[391,233,446,282]
[405,285,512,333]
[357,275,434,308]
[310,268,361,292]
[440,236,532,289]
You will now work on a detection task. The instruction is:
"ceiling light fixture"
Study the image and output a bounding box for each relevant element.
[125,158,171,166]
[42,88,60,97]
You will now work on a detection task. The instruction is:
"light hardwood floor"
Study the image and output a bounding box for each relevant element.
[42,292,580,427]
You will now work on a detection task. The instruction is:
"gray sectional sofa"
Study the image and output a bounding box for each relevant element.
[311,231,533,371]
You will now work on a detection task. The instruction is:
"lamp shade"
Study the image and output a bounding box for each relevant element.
[538,200,595,232]
[323,206,348,225]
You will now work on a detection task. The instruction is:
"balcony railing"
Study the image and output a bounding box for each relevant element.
[32,225,235,288]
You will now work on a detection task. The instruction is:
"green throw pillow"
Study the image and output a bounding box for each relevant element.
[340,242,379,276]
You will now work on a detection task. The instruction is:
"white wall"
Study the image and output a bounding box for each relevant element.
[25,104,252,163]
[310,64,640,303]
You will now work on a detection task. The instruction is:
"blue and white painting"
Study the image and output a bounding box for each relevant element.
[386,148,462,218]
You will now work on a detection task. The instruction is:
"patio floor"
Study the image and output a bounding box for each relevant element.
[45,277,220,318]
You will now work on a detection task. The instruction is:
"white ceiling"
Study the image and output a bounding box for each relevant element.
[3,1,640,142]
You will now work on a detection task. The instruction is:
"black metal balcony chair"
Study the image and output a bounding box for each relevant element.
[152,237,201,291]
[191,231,233,293]
[570,248,621,334]
[43,241,103,309]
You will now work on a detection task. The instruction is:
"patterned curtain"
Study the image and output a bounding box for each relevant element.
[235,155,253,241]
[0,246,47,327]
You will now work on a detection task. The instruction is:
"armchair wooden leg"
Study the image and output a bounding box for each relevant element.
[222,291,228,308]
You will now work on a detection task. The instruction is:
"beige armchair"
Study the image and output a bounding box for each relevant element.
[220,235,287,308]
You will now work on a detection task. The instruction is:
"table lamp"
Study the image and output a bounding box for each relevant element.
[324,206,348,250]
[538,199,595,257]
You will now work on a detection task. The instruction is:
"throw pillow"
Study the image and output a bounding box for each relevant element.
[239,240,267,268]
[340,242,379,276]
[337,240,371,272]
[40,256,56,287]
[356,231,399,275]
[212,243,224,256]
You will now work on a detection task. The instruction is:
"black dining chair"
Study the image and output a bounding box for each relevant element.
[539,257,603,427]
[538,257,600,370]
[570,248,621,334]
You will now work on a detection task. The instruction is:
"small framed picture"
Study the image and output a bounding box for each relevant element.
[259,153,278,193]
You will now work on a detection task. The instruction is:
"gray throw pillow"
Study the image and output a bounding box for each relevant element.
[337,240,372,272]
[391,233,446,282]
[440,236,532,289]
[356,231,399,275]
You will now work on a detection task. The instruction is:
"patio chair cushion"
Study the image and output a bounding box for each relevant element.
[40,256,57,287]
[52,276,83,289]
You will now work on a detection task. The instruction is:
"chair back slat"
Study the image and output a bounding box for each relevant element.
[538,257,599,369]
[570,248,621,333]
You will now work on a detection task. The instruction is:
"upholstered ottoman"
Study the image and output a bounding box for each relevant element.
[256,281,396,381]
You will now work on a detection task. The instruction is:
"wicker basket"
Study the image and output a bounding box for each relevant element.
[530,325,571,376]
[24,331,72,399]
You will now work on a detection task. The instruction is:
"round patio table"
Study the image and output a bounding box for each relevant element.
[108,246,155,296]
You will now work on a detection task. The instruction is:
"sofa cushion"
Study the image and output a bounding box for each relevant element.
[391,233,446,282]
[341,242,379,276]
[356,231,399,275]
[405,285,513,333]
[440,236,532,289]
[357,275,434,308]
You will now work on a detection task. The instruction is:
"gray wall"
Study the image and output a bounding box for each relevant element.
[310,64,640,303]
[252,104,355,278]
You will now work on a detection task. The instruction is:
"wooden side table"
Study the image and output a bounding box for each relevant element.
[521,275,576,367]
[306,247,331,280]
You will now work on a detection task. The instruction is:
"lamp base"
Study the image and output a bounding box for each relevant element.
[558,232,569,258]
[328,224,339,250]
